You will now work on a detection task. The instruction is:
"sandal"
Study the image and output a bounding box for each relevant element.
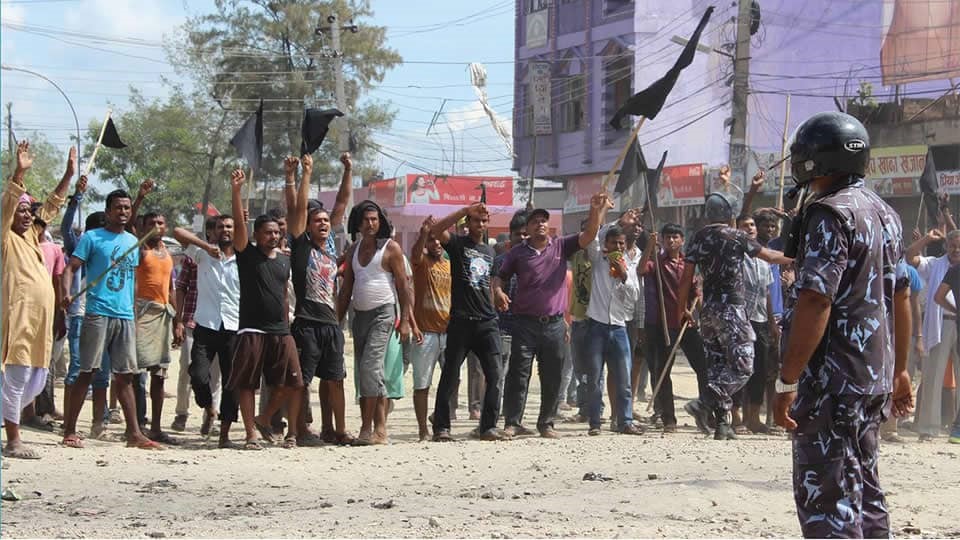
[217,440,241,450]
[242,440,264,451]
[334,432,356,446]
[297,432,325,447]
[61,434,84,449]
[253,420,275,444]
[734,424,751,436]
[281,436,297,449]
[3,445,41,459]
[148,431,181,446]
[127,438,164,451]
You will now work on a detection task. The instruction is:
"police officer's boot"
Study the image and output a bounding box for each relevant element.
[714,410,736,441]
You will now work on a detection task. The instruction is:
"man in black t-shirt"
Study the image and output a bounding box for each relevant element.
[429,202,506,441]
[229,169,304,450]
[287,151,355,446]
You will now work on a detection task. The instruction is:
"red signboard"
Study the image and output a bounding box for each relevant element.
[367,178,398,208]
[405,174,513,206]
[657,164,706,208]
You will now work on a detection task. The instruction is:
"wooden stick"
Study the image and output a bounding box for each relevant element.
[73,227,159,300]
[917,192,925,231]
[646,320,690,412]
[777,94,791,209]
[527,134,537,211]
[643,159,671,348]
[600,117,646,193]
[245,167,254,214]
[82,109,112,177]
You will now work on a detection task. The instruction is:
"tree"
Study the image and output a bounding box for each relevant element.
[85,87,236,225]
[1,131,70,200]
[173,0,401,190]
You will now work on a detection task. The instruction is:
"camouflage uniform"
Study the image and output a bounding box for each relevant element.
[781,178,907,538]
[685,225,763,415]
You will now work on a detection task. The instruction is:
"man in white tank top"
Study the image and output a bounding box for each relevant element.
[337,200,415,445]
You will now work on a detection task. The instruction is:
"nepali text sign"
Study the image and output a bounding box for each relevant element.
[405,174,514,206]
[658,164,706,207]
[865,145,926,197]
[938,170,960,195]
[531,62,552,136]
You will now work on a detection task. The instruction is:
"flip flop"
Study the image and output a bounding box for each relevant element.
[61,434,84,449]
[242,440,264,451]
[217,440,241,450]
[334,432,356,446]
[281,437,297,449]
[734,425,751,436]
[127,438,165,451]
[2,445,41,460]
[253,420,275,444]
[22,417,56,432]
[297,433,325,447]
[351,436,373,447]
[148,431,181,446]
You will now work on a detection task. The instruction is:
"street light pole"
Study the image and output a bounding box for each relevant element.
[1,64,82,171]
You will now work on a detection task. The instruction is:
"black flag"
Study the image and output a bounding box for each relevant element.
[645,151,668,213]
[615,137,648,195]
[300,108,344,156]
[610,6,715,129]
[920,150,940,224]
[230,99,263,173]
[101,117,127,149]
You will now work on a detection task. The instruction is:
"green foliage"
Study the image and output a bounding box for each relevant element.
[1,131,68,200]
[85,88,235,223]
[174,0,401,187]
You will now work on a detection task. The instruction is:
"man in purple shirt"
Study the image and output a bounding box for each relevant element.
[493,192,611,438]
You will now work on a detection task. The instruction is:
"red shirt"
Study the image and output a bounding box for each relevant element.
[644,252,698,330]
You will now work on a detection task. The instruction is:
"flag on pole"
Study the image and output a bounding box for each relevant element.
[646,151,668,212]
[920,149,940,224]
[300,108,344,156]
[230,99,263,173]
[615,138,648,195]
[101,117,127,149]
[609,6,715,129]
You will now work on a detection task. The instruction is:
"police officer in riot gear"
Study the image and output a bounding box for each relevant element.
[774,111,913,538]
[677,190,791,440]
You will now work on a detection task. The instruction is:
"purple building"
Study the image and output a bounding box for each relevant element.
[513,0,960,230]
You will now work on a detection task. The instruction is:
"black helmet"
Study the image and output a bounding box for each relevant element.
[790,111,870,185]
[704,191,735,223]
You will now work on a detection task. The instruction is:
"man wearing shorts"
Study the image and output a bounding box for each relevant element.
[288,151,355,446]
[60,188,160,450]
[135,211,178,444]
[409,216,452,441]
[229,169,303,450]
[173,215,241,448]
[338,200,413,445]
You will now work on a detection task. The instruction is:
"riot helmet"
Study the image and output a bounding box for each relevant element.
[789,111,870,185]
[704,191,735,223]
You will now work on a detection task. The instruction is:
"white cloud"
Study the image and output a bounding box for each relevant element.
[64,0,183,42]
[4,4,26,25]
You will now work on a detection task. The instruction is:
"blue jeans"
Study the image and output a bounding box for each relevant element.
[65,315,111,390]
[584,319,633,429]
[571,320,602,417]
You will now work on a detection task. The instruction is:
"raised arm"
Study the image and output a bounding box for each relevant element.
[50,146,78,202]
[906,229,943,267]
[739,170,765,219]
[173,227,220,259]
[61,175,87,254]
[230,169,249,252]
[331,152,353,228]
[638,232,658,277]
[411,216,434,267]
[287,155,312,238]
[128,179,155,235]
[579,192,614,249]
[939,195,957,232]
[2,141,32,242]
[431,203,478,245]
[283,155,299,218]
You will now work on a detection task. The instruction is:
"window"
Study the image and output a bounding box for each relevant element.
[558,76,585,132]
[604,0,632,15]
[604,54,632,128]
[526,0,548,13]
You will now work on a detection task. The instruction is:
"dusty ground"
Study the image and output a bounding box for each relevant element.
[2,351,960,538]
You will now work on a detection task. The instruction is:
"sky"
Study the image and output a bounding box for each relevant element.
[0,0,516,181]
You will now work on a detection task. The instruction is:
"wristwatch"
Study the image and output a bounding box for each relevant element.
[775,376,798,394]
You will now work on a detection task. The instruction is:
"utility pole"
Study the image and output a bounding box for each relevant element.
[728,0,752,195]
[317,13,358,218]
[6,103,13,169]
